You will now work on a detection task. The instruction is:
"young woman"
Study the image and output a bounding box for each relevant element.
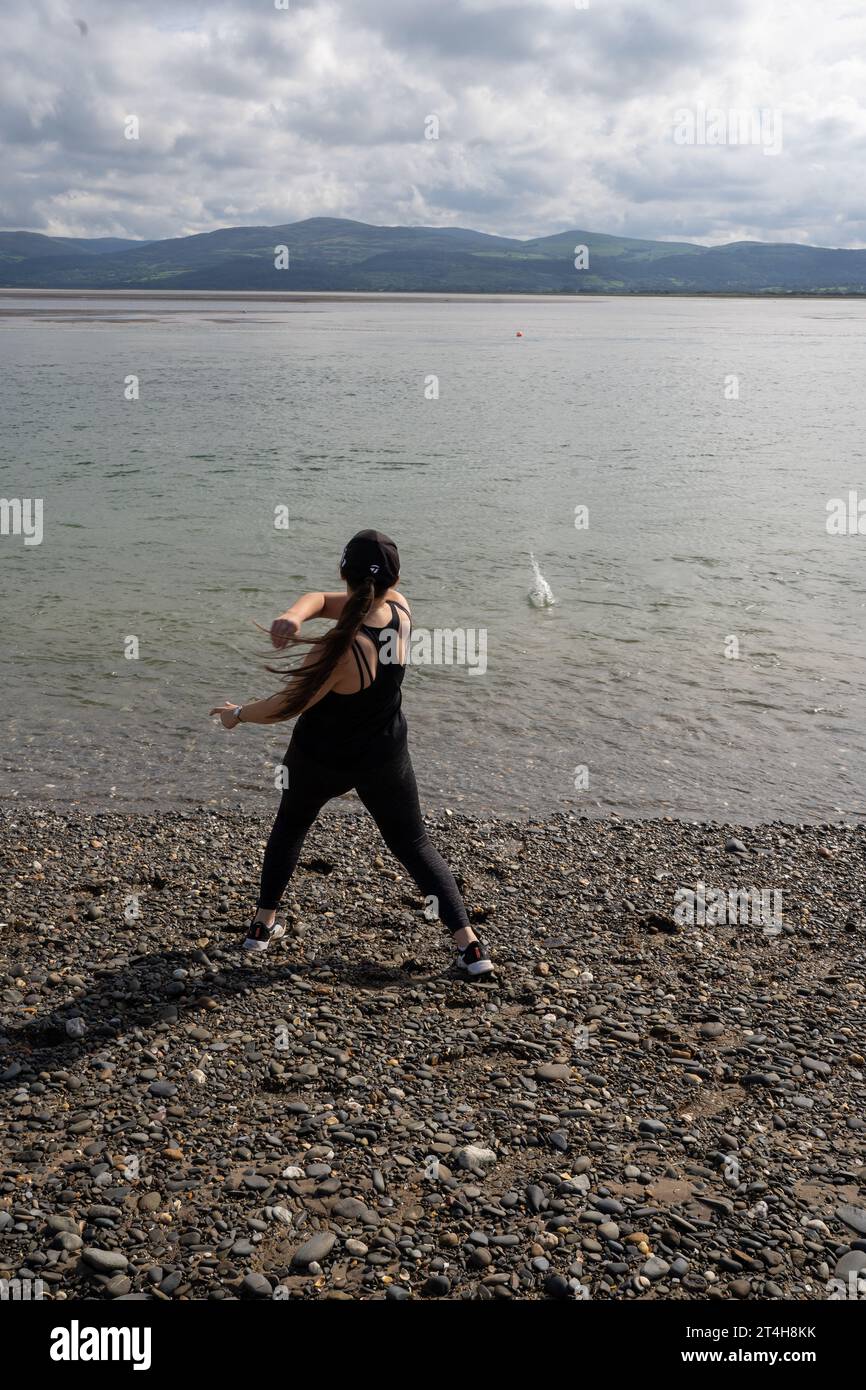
[209,529,493,978]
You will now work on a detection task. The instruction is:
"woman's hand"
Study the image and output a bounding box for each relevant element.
[210,701,241,729]
[269,614,300,649]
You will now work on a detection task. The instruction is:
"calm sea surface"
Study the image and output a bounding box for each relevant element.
[1,293,864,821]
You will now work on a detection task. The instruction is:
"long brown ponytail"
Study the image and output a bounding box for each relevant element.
[267,575,382,718]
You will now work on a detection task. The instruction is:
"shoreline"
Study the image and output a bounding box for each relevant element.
[3,287,866,305]
[2,807,864,1301]
[2,801,862,828]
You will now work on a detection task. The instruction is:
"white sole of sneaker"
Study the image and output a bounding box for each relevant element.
[242,924,286,953]
[456,958,494,978]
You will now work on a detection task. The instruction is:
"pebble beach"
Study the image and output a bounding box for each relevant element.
[1,807,865,1302]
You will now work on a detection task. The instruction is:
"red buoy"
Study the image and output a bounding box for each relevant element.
[516,330,524,338]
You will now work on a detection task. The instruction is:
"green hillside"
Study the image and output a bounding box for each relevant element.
[1,218,864,295]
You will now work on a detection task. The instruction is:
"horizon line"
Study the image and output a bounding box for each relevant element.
[3,216,866,255]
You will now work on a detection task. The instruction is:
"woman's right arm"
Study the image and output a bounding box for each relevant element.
[270,591,348,647]
[211,641,348,728]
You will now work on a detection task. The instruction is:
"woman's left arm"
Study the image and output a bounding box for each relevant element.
[269,591,349,648]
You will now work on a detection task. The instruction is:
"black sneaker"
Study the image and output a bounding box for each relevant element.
[454,939,494,979]
[242,917,286,953]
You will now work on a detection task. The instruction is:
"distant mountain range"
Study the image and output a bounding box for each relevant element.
[3,218,866,295]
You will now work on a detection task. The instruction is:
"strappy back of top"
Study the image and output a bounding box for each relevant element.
[350,598,411,691]
[292,598,411,768]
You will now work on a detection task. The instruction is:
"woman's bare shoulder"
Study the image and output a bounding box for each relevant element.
[389,588,411,613]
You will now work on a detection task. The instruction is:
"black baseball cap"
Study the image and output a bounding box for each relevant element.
[339,529,400,587]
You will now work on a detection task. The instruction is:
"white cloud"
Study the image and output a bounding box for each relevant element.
[0,0,865,246]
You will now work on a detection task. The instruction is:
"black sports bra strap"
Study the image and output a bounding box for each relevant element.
[355,638,374,684]
[350,642,369,689]
[389,599,411,618]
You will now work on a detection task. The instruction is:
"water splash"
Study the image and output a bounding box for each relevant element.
[528,552,556,608]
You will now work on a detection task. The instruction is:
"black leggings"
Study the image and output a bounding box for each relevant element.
[258,739,471,935]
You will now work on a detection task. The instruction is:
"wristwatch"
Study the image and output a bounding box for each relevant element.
[232,706,244,723]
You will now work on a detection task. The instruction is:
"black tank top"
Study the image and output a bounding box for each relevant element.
[292,600,410,768]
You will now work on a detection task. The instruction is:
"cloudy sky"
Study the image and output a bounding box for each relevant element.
[2,0,866,247]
